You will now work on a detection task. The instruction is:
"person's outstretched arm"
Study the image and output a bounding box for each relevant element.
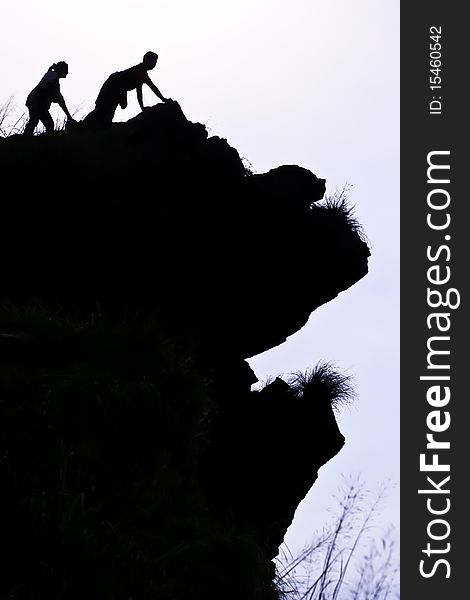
[136,84,145,111]
[57,92,74,121]
[146,77,167,102]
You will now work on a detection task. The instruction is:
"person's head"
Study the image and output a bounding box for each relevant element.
[142,51,158,70]
[52,61,69,78]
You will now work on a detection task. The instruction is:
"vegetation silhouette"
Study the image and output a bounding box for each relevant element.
[276,478,399,600]
[0,98,373,599]
[23,61,75,135]
[82,51,168,129]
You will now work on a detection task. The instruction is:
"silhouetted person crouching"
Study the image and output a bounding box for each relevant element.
[24,61,75,135]
[83,51,168,128]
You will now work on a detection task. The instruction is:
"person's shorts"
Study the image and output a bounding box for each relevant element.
[96,74,127,110]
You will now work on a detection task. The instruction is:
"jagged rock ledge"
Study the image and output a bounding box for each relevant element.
[0,100,369,359]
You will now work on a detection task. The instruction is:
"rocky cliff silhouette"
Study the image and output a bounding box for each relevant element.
[0,101,370,599]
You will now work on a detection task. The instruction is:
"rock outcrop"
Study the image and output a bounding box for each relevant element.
[0,101,369,599]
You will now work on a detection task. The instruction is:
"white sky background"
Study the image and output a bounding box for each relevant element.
[2,0,399,563]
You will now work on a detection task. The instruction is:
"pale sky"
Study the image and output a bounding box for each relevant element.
[2,0,399,563]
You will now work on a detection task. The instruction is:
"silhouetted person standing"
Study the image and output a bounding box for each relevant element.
[24,61,74,135]
[84,51,168,128]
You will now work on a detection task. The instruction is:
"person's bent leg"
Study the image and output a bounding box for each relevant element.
[23,109,40,136]
[106,103,118,123]
[96,76,122,123]
[92,102,118,127]
[39,110,55,134]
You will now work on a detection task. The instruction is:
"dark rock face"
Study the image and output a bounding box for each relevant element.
[0,102,369,599]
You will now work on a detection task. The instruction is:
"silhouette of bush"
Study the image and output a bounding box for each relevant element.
[318,185,367,243]
[275,478,399,600]
[287,362,355,412]
[0,98,27,136]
